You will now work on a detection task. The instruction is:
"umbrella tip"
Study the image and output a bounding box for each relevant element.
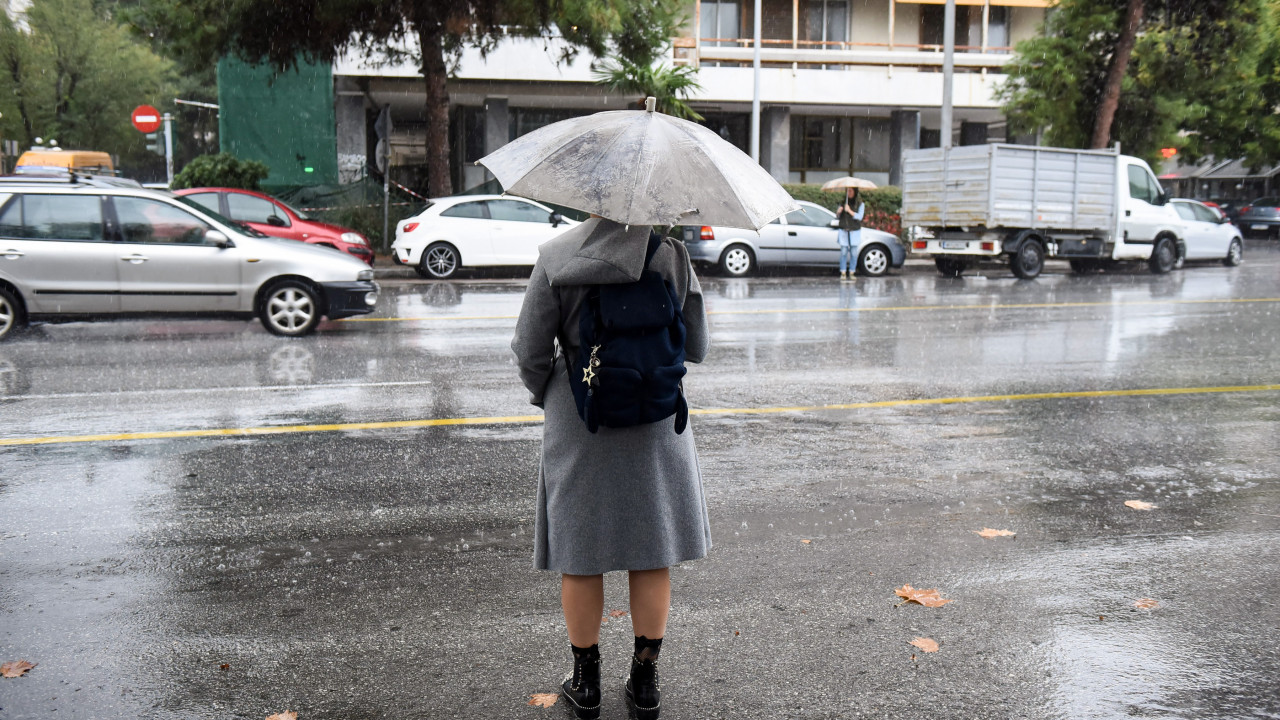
[644,97,656,113]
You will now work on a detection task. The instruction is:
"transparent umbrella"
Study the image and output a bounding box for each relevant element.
[478,97,798,230]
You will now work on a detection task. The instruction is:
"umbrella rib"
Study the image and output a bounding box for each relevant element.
[623,114,657,226]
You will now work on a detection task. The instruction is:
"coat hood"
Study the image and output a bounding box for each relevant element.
[538,218,653,286]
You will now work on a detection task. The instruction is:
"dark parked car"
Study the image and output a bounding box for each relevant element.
[1235,196,1280,239]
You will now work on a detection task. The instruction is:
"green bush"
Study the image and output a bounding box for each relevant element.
[783,184,902,215]
[784,184,903,236]
[171,153,270,191]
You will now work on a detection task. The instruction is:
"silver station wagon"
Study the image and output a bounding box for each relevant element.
[0,180,379,340]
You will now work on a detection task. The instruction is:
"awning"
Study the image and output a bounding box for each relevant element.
[895,0,1054,7]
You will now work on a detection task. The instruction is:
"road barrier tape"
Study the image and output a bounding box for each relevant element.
[2,383,1277,447]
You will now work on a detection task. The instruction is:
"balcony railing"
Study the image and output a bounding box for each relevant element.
[674,37,1015,71]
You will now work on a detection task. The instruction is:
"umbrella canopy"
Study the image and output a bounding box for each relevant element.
[820,176,878,191]
[478,97,798,230]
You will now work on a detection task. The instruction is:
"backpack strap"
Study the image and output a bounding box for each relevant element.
[673,382,688,434]
[642,232,663,271]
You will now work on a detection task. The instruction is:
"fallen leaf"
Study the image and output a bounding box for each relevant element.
[908,637,939,653]
[1,660,36,678]
[265,712,296,720]
[528,693,559,708]
[894,584,954,608]
[608,609,628,618]
[219,664,229,671]
[1099,615,1106,621]
[1124,500,1157,511]
[734,630,740,636]
[1134,598,1159,609]
[801,539,812,544]
[975,528,1016,539]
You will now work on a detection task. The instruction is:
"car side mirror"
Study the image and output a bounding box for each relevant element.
[549,212,564,227]
[266,215,287,227]
[206,229,234,248]
[829,219,839,228]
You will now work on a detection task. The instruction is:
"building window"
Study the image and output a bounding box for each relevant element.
[788,116,891,184]
[701,0,741,45]
[699,113,749,154]
[805,0,848,46]
[987,6,1010,50]
[921,4,1008,52]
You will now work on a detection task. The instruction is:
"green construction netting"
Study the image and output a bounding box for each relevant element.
[217,56,338,188]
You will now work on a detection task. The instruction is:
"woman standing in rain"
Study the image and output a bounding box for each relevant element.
[511,218,711,720]
[836,187,865,280]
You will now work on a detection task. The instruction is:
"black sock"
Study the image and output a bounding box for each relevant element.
[571,643,600,662]
[633,635,663,663]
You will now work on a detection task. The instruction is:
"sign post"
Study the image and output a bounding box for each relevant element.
[163,113,174,186]
[132,105,172,184]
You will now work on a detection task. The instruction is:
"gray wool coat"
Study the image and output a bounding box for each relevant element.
[511,218,712,575]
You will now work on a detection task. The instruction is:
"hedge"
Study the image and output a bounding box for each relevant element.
[783,183,903,236]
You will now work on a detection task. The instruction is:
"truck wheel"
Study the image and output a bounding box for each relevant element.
[1148,237,1176,274]
[1223,238,1243,266]
[934,258,966,277]
[719,244,755,277]
[1011,241,1045,279]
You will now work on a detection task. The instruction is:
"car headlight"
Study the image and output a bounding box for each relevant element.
[357,269,374,281]
[341,232,368,246]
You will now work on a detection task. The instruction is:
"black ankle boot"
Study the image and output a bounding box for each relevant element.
[626,636,662,720]
[561,643,601,720]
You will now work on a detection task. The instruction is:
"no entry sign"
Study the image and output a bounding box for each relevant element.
[131,105,162,133]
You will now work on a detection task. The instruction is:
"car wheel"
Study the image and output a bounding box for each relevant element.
[719,244,755,277]
[259,280,322,337]
[420,242,460,279]
[857,245,890,277]
[1148,237,1176,274]
[935,258,966,277]
[0,286,24,341]
[1224,238,1243,266]
[1011,240,1045,279]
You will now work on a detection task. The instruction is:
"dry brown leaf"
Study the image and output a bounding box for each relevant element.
[1124,500,1157,511]
[1,660,36,678]
[608,609,628,618]
[908,637,939,653]
[528,693,559,708]
[975,528,1016,539]
[894,584,954,607]
[219,663,229,671]
[1134,598,1159,609]
[264,712,297,720]
[801,539,812,544]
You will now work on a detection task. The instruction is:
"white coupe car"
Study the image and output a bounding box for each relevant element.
[392,194,579,279]
[1169,199,1243,267]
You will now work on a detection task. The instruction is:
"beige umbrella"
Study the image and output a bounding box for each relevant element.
[821,176,878,191]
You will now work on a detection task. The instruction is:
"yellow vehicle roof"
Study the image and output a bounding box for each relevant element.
[15,150,115,172]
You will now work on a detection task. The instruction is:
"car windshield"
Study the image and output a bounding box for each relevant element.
[171,195,269,237]
[1250,197,1280,206]
[273,197,310,220]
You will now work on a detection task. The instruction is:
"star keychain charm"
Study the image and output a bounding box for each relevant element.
[582,365,596,385]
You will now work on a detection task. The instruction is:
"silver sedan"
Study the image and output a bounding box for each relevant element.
[680,200,906,277]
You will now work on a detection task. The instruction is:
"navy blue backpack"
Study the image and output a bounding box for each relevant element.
[568,233,689,434]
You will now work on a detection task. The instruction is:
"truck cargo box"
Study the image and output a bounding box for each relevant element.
[901,144,1119,233]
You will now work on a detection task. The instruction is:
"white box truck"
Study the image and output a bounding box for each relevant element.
[901,144,1185,279]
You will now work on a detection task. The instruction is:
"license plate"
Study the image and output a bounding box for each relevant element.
[941,241,968,250]
[1252,224,1269,230]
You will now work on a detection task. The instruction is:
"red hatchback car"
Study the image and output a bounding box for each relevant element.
[175,187,374,265]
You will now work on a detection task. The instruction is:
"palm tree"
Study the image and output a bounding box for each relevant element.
[592,58,704,121]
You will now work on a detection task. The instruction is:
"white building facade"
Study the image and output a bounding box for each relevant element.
[333,0,1050,191]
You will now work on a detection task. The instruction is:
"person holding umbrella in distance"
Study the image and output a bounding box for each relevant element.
[822,176,874,281]
[484,98,797,719]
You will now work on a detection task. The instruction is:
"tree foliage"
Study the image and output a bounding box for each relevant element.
[592,60,703,120]
[0,0,174,173]
[998,0,1280,167]
[125,0,687,196]
[170,152,269,190]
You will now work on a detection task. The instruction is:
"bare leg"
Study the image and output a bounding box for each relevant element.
[562,573,605,647]
[628,567,671,639]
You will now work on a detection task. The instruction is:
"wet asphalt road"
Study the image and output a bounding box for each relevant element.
[2,246,1279,720]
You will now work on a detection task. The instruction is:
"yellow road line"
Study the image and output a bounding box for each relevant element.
[3,383,1277,447]
[340,297,1280,323]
